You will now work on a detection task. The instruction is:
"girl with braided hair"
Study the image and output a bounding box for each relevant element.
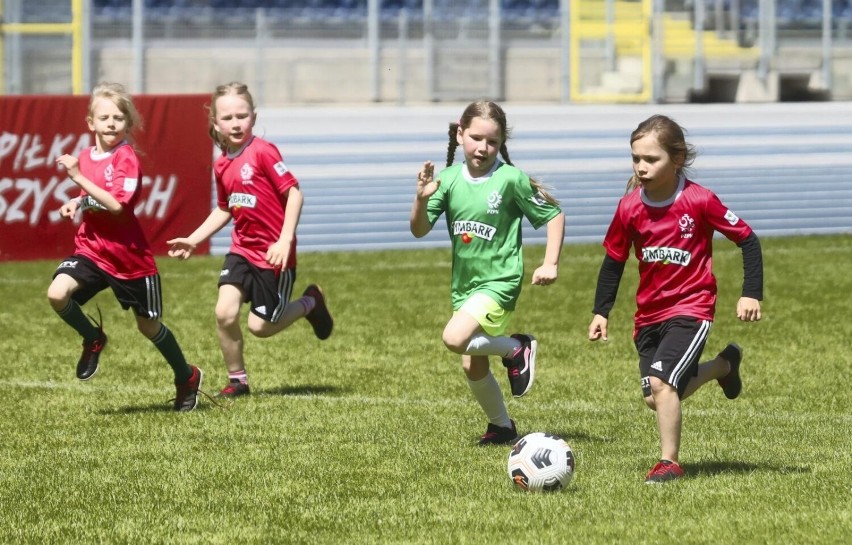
[410,101,565,445]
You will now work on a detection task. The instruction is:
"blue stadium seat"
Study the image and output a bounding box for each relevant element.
[94,0,131,22]
[739,0,759,22]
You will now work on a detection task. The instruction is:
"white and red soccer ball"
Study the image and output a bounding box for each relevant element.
[507,432,575,492]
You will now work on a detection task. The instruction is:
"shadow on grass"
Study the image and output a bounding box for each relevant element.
[99,385,343,414]
[684,460,812,477]
[516,429,605,444]
[255,384,344,397]
[100,403,177,415]
[550,429,607,443]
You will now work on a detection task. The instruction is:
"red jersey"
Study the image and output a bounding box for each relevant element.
[73,143,156,279]
[603,177,753,328]
[214,136,299,270]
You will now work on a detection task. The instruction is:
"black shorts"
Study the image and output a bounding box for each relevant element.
[218,253,296,323]
[53,254,163,319]
[635,316,712,399]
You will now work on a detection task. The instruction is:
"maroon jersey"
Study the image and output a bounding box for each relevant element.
[214,136,299,270]
[73,143,156,279]
[603,177,753,328]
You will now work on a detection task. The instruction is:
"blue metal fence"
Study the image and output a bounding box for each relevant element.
[210,102,852,255]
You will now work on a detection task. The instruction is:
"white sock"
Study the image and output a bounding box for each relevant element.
[464,333,521,358]
[467,372,512,428]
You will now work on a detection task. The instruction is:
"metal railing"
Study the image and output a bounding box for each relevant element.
[1,0,850,102]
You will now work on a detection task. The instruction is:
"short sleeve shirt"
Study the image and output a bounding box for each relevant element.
[426,161,562,310]
[214,136,300,270]
[73,143,156,279]
[603,176,753,327]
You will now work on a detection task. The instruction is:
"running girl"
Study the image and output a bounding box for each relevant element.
[588,114,763,483]
[168,82,333,398]
[49,82,203,411]
[410,100,565,445]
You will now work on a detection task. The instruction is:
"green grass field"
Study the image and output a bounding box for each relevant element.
[1,234,850,544]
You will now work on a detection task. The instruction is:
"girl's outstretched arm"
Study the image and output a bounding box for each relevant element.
[266,186,303,269]
[167,207,232,260]
[410,161,439,238]
[737,232,763,322]
[589,254,626,341]
[531,212,565,286]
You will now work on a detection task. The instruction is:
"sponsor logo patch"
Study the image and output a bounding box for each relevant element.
[273,161,289,176]
[80,196,107,212]
[530,192,549,206]
[641,246,692,266]
[724,209,740,226]
[229,193,257,209]
[452,220,496,242]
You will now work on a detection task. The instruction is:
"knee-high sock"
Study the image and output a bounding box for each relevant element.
[464,333,520,358]
[150,324,192,383]
[55,300,99,342]
[468,371,512,428]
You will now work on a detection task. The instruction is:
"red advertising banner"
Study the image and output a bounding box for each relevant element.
[0,94,212,261]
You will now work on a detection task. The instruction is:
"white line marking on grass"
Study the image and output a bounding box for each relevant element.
[12,380,163,394]
[12,380,851,424]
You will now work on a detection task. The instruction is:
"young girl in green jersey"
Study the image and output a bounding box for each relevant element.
[410,101,565,445]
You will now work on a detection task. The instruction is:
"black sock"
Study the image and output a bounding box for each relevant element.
[55,300,99,342]
[150,324,192,383]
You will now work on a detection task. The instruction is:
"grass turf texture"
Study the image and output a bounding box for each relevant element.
[1,234,850,544]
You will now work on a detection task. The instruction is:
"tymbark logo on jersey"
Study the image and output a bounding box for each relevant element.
[229,193,257,211]
[453,221,496,244]
[641,246,692,266]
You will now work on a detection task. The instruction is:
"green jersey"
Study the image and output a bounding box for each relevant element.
[427,161,562,311]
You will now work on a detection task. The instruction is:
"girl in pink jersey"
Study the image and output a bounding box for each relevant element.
[587,114,763,483]
[168,82,333,398]
[48,82,203,411]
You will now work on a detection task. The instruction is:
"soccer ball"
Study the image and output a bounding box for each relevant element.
[507,432,575,492]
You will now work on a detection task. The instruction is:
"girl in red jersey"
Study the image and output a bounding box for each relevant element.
[587,114,763,483]
[48,82,203,411]
[168,82,333,398]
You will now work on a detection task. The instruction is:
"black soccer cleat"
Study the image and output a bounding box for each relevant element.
[173,366,203,412]
[502,334,537,397]
[478,420,518,446]
[717,343,743,400]
[77,323,107,381]
[303,284,334,340]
